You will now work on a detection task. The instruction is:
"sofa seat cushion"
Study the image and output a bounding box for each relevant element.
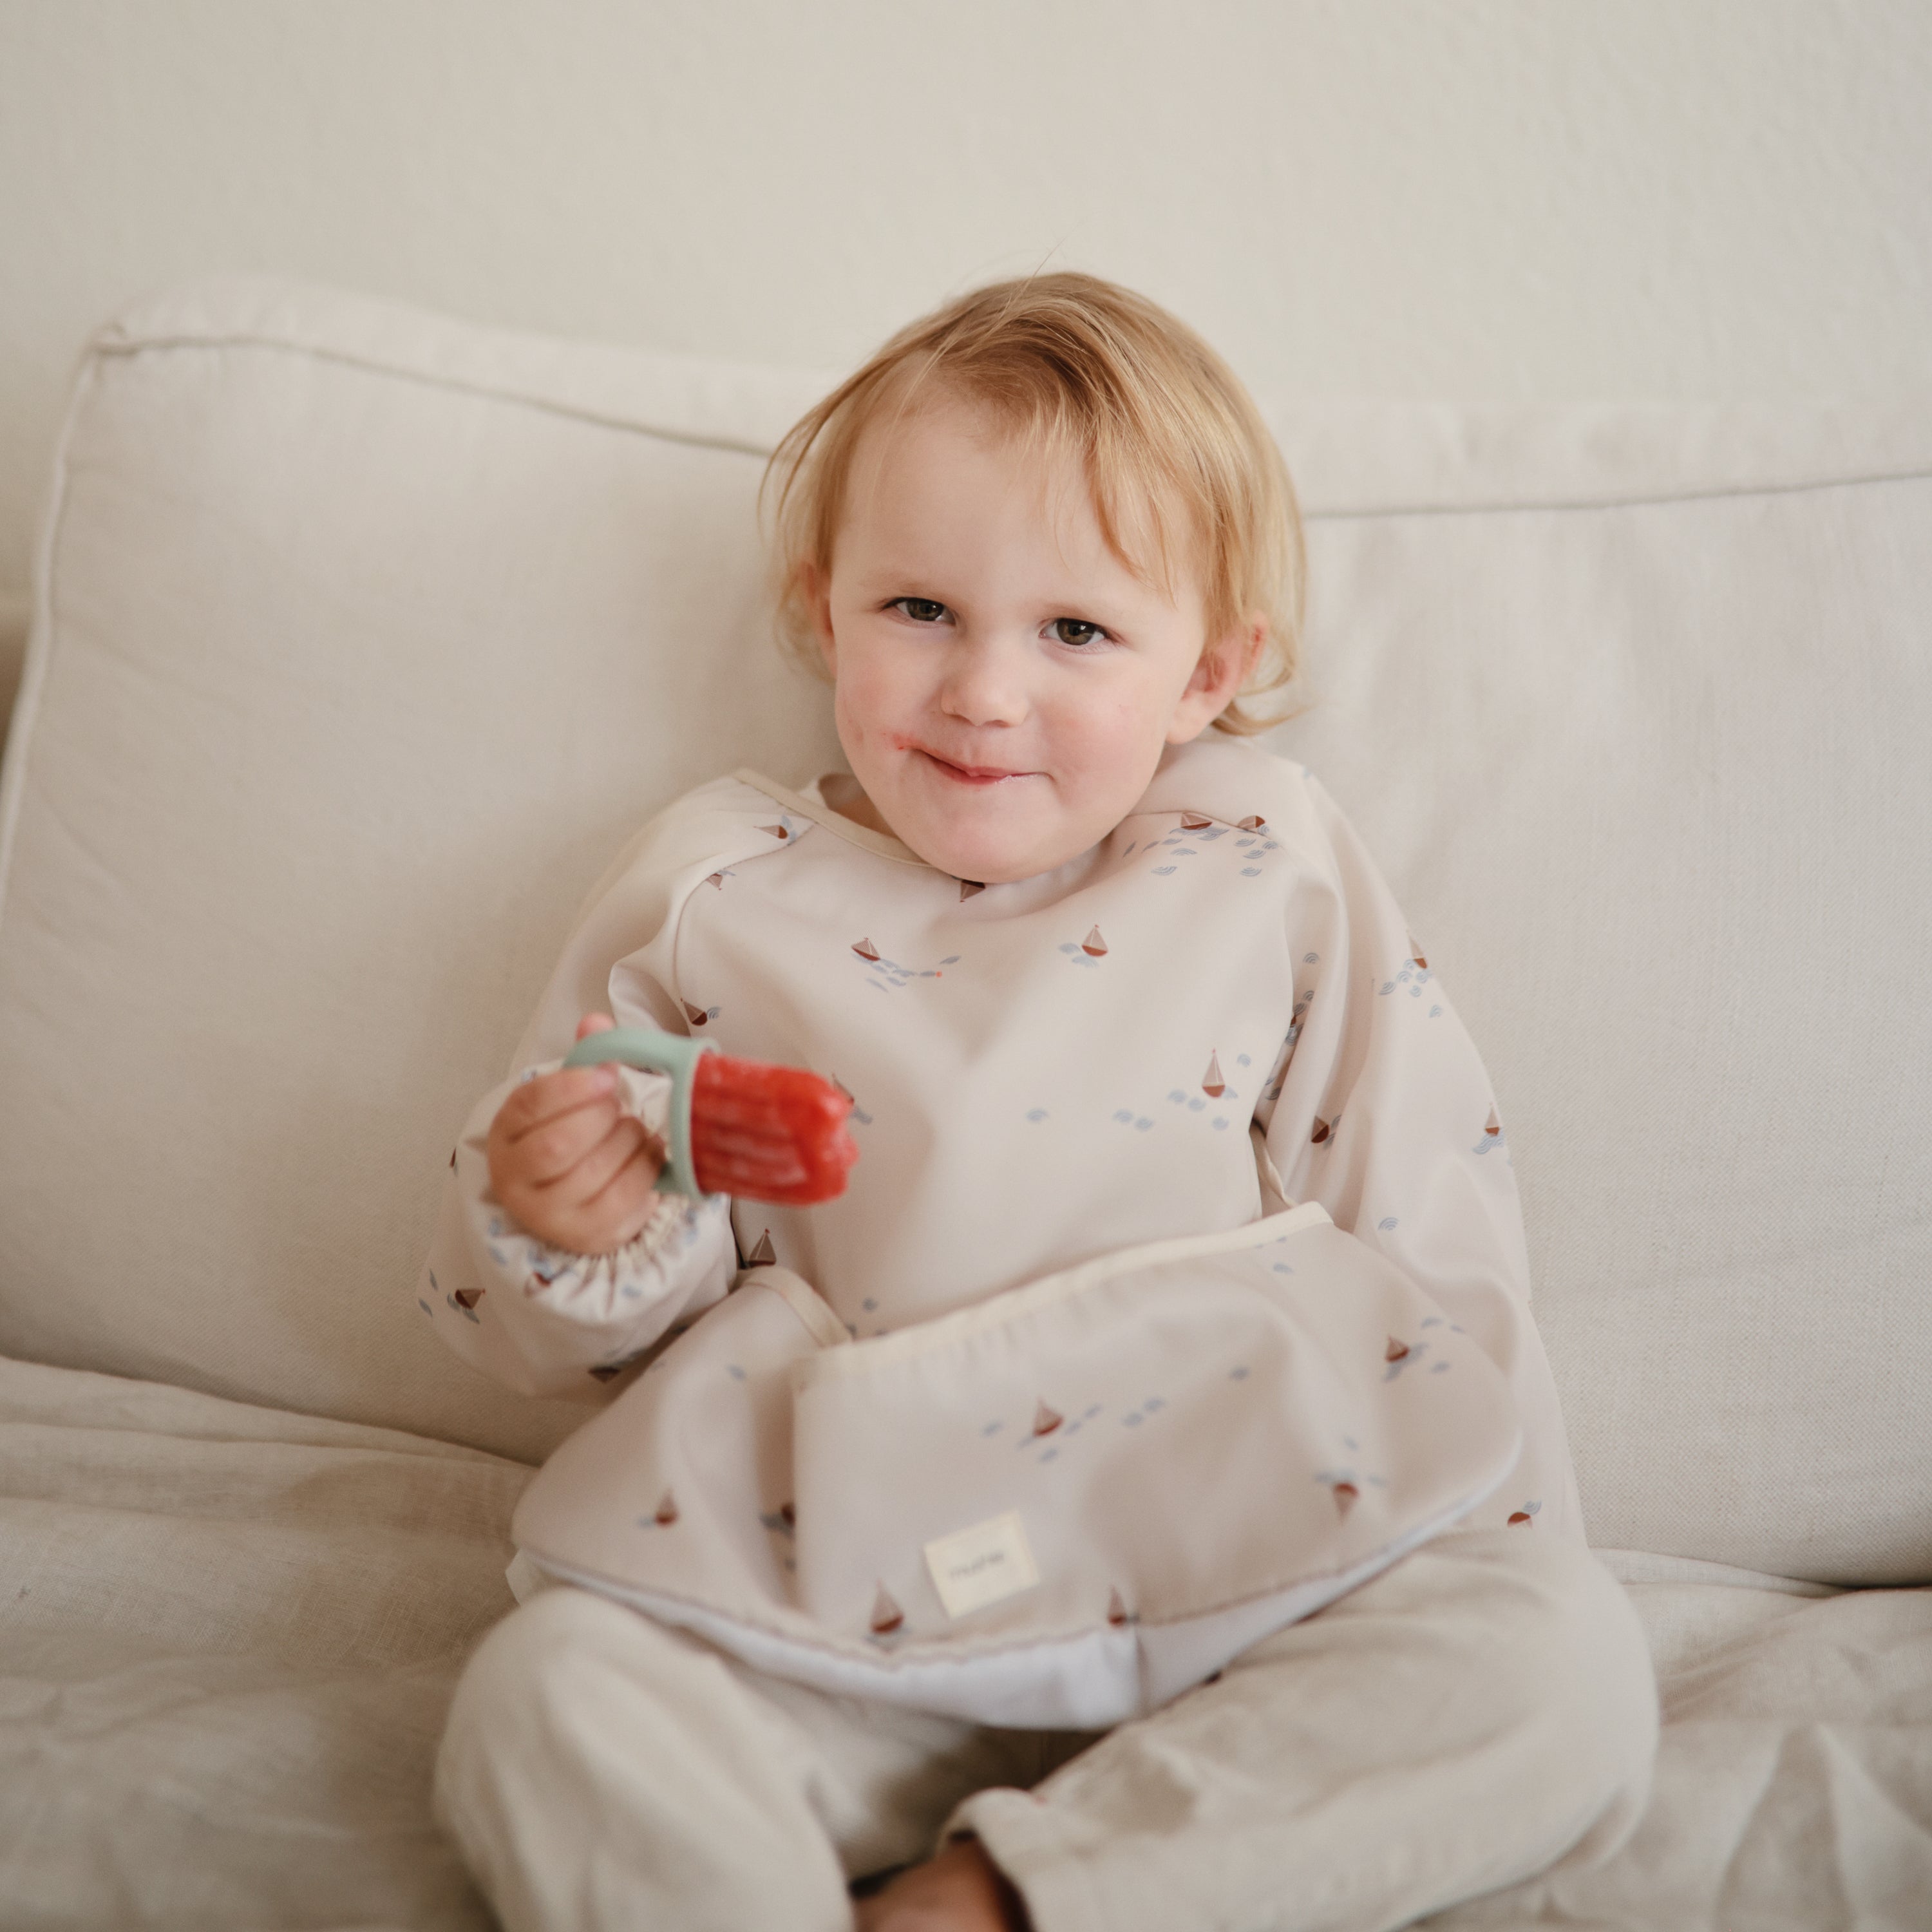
[1430,1571,1932,1929]
[1,1343,1927,1929]
[0,1352,524,1929]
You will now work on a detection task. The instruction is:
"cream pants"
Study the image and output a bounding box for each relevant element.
[433,1530,1656,1932]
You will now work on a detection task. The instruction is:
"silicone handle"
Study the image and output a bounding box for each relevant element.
[562,1027,716,1197]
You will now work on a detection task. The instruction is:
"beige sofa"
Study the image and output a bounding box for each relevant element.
[0,277,1927,1929]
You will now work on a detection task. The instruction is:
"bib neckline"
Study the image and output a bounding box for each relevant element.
[734,769,933,869]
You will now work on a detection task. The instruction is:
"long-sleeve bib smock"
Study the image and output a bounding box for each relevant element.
[419,735,1582,1727]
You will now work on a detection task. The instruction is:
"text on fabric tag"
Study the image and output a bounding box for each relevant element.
[923,1511,1040,1620]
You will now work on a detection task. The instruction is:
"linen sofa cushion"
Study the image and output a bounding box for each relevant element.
[8,1346,1931,1932]
[0,278,838,1464]
[1274,409,1932,1583]
[0,278,1926,1580]
[0,1352,521,1928]
[1429,1571,1932,1929]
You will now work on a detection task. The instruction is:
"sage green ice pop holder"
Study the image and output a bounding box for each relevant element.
[562,1027,717,1197]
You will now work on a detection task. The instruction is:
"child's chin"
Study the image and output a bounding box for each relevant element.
[906,823,1075,886]
[884,790,1104,884]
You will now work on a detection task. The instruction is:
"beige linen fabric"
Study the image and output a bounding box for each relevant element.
[4,1340,1924,1931]
[433,1530,1655,1932]
[0,1352,526,1930]
[1429,1580,1932,1931]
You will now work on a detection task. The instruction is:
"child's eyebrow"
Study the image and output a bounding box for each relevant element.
[842,549,943,586]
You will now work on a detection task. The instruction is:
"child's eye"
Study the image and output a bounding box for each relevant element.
[893,598,950,625]
[1050,617,1110,649]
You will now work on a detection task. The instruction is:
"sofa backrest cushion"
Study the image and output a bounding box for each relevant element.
[1,278,1927,1581]
[0,279,838,1464]
[1276,407,1932,1585]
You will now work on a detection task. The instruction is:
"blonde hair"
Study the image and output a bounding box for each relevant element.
[762,272,1305,735]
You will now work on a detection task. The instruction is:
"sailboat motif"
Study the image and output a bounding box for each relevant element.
[654,1490,679,1526]
[705,871,726,889]
[683,999,710,1028]
[1031,1400,1064,1437]
[852,938,880,961]
[1081,926,1108,958]
[758,823,791,842]
[1408,933,1427,970]
[1385,1336,1410,1363]
[1311,1117,1332,1144]
[453,1288,483,1310]
[1332,1481,1359,1519]
[1484,1106,1501,1138]
[960,879,986,900]
[745,1229,777,1268]
[1236,814,1266,832]
[1107,1587,1132,1627]
[1180,812,1213,831]
[870,1585,905,1635]
[1202,1050,1226,1098]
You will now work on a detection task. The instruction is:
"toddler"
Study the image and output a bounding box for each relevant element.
[423,274,1656,1932]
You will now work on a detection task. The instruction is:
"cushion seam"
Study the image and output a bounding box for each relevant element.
[84,334,1932,518]
[1306,464,1932,521]
[88,332,781,460]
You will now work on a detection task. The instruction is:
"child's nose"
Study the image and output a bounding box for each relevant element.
[939,639,1030,728]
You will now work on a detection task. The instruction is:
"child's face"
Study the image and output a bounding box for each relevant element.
[810,396,1252,884]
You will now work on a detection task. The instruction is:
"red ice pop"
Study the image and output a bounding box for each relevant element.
[685,1051,858,1204]
[563,1027,859,1205]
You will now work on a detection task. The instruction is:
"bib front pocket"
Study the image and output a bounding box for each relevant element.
[513,1204,1522,1724]
[788,1204,1519,1685]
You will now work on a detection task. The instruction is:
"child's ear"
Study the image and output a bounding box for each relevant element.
[1167,616,1265,743]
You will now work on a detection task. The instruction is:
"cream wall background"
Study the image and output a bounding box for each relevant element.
[2,0,1929,726]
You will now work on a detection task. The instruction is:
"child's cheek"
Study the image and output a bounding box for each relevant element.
[832,654,898,768]
[830,681,869,769]
[1061,688,1159,786]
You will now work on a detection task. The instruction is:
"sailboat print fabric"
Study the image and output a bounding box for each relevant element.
[512,1211,1520,1726]
[417,735,1582,1721]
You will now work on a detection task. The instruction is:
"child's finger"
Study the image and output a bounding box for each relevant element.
[507,1097,623,1184]
[550,1113,656,1206]
[578,1144,666,1247]
[495,1065,619,1141]
[526,1141,660,1255]
[574,1012,617,1042]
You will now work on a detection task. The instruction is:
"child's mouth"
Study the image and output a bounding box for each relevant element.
[916,748,1034,788]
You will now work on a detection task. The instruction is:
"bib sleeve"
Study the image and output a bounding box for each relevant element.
[413,778,783,1400]
[1258,773,1585,1542]
[416,1061,737,1400]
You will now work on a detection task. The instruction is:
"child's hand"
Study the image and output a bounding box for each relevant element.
[853,1841,1029,1932]
[484,1015,665,1255]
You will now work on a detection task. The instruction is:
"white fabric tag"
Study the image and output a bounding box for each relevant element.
[923,1511,1040,1620]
